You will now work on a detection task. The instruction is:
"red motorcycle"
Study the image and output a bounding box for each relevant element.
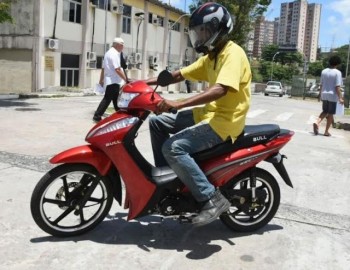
[30,71,294,237]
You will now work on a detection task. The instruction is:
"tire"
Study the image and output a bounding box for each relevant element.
[30,164,114,237]
[220,168,280,232]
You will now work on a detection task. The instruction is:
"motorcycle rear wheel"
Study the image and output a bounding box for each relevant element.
[220,168,280,232]
[30,163,113,237]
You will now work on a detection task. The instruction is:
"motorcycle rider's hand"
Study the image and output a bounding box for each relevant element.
[156,99,180,114]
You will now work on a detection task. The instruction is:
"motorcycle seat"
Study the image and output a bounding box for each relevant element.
[151,124,280,181]
[193,124,280,161]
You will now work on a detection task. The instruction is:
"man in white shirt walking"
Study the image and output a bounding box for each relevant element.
[313,55,344,136]
[93,37,127,122]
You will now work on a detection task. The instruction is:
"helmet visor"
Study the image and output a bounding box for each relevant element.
[189,22,218,52]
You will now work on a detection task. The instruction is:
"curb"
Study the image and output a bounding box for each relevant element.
[17,92,96,99]
[0,94,19,100]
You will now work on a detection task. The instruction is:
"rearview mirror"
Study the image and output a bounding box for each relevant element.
[157,70,173,87]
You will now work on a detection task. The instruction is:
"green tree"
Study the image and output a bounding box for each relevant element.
[307,61,324,77]
[189,0,203,12]
[321,46,350,77]
[0,0,14,24]
[261,44,303,65]
[259,60,300,83]
[217,0,271,46]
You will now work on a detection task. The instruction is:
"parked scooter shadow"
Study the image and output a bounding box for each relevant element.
[31,212,283,259]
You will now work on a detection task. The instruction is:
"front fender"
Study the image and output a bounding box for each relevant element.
[50,145,112,176]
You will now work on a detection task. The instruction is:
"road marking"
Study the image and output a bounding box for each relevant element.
[247,109,267,118]
[85,101,100,103]
[274,112,294,121]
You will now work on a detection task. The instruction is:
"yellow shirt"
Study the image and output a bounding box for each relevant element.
[180,41,251,141]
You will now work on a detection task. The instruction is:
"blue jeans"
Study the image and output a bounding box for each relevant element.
[149,110,224,202]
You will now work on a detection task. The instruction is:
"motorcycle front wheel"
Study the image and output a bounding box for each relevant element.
[30,163,113,237]
[220,168,280,232]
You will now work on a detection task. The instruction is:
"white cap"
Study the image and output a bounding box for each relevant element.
[113,37,124,45]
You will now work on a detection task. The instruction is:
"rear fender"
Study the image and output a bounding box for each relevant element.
[266,153,293,188]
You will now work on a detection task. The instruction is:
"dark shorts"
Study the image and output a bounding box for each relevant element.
[322,100,336,114]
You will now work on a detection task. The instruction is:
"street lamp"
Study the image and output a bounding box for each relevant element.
[166,13,190,92]
[167,13,191,70]
[135,12,144,54]
[270,52,280,81]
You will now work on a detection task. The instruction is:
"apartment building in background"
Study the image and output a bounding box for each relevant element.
[249,0,321,62]
[250,16,276,59]
[278,0,321,62]
[0,0,195,94]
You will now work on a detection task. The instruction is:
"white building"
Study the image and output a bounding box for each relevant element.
[0,0,196,94]
[251,16,275,59]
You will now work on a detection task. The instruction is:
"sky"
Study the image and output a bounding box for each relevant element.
[163,0,350,51]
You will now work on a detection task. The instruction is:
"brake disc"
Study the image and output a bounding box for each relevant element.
[55,182,81,210]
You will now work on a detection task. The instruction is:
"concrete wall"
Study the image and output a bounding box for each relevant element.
[0,49,32,93]
[0,0,35,48]
[0,0,35,94]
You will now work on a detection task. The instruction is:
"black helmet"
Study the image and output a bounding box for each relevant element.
[189,2,234,54]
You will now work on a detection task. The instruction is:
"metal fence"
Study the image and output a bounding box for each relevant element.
[290,75,349,108]
[290,76,306,97]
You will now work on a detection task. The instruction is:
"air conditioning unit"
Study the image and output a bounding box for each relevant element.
[149,55,158,65]
[47,38,59,50]
[86,61,97,69]
[128,53,142,65]
[128,53,136,65]
[111,1,124,14]
[152,18,159,26]
[90,0,98,7]
[149,55,158,70]
[87,51,97,62]
[135,52,142,64]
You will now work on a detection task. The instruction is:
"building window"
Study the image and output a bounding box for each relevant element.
[187,36,192,47]
[61,54,80,87]
[91,0,110,10]
[122,4,132,34]
[169,20,180,32]
[157,16,164,27]
[96,56,103,69]
[63,0,82,23]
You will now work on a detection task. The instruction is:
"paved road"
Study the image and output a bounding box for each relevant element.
[0,94,349,270]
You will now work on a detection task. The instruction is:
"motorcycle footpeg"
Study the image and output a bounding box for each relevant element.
[179,214,197,224]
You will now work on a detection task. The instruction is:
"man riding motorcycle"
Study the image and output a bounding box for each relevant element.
[144,2,252,226]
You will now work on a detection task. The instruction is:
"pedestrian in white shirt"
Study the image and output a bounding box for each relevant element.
[313,55,344,136]
[93,37,127,122]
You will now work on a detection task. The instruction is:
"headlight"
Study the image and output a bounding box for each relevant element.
[117,92,139,109]
[86,117,139,139]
